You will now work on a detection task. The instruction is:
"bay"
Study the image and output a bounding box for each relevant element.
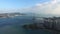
[0,15,55,34]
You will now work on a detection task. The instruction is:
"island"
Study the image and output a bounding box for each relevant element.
[0,12,26,18]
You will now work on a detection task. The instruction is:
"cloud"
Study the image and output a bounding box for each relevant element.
[0,0,60,16]
[27,0,60,16]
[16,0,60,17]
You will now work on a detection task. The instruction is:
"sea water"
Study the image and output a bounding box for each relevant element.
[0,15,56,34]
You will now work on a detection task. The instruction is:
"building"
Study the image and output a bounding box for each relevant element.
[43,17,60,30]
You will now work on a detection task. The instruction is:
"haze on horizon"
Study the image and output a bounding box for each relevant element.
[0,0,60,16]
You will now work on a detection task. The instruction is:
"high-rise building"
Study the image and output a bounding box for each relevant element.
[43,17,60,30]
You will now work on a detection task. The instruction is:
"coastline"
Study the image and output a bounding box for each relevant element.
[0,13,26,18]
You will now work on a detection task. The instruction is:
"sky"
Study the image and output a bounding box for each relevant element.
[0,0,60,16]
[0,0,50,13]
[0,0,50,9]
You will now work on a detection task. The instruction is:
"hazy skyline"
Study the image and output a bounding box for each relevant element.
[0,0,60,16]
